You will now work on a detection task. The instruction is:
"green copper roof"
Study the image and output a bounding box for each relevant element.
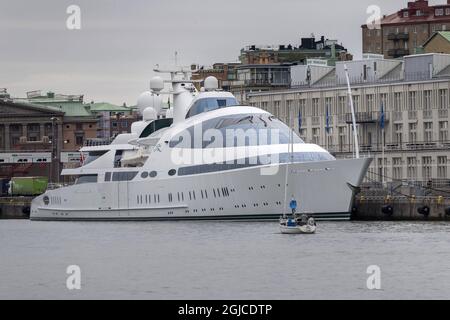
[89,102,132,112]
[438,31,450,42]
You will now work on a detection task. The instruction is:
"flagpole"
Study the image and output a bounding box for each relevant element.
[382,127,385,186]
[380,101,385,187]
[344,65,360,159]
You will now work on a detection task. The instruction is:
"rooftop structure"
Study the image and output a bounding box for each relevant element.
[240,35,352,65]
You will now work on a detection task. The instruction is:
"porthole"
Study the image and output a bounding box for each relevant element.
[149,171,157,178]
[168,169,176,176]
[141,171,149,179]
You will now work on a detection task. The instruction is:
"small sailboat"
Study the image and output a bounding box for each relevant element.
[279,197,316,234]
[279,213,317,234]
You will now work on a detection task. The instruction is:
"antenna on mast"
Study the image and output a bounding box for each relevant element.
[174,51,178,67]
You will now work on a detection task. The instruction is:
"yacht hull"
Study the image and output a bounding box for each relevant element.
[30,158,371,221]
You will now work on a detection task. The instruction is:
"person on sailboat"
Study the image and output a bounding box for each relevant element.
[289,196,297,215]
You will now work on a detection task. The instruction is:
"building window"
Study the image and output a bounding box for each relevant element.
[76,123,83,131]
[366,94,374,113]
[423,90,432,110]
[439,89,448,109]
[416,10,422,16]
[312,98,320,117]
[393,158,403,180]
[338,127,346,151]
[422,156,432,181]
[407,157,417,180]
[408,91,417,111]
[352,96,360,111]
[446,8,450,16]
[403,11,409,18]
[438,156,448,178]
[394,124,403,144]
[439,121,448,142]
[424,122,433,142]
[409,123,417,143]
[394,92,402,112]
[312,128,320,145]
[436,8,444,16]
[75,134,84,146]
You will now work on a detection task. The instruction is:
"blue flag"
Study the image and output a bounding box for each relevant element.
[325,105,330,134]
[380,101,385,130]
[298,110,302,132]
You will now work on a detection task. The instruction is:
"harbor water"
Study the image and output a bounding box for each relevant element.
[1,220,450,299]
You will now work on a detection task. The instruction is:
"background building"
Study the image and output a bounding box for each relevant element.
[248,53,450,190]
[362,0,450,58]
[193,35,353,104]
[0,95,64,182]
[0,89,136,182]
[423,30,450,53]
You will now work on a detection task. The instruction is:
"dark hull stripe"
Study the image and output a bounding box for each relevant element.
[31,213,350,222]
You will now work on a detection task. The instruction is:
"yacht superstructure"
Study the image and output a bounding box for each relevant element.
[30,68,371,221]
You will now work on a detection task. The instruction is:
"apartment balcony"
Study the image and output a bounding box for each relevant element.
[345,111,388,124]
[387,33,409,41]
[387,48,410,58]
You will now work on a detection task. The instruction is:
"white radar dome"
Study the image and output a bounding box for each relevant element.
[204,76,219,91]
[137,91,162,114]
[143,107,157,121]
[150,76,164,93]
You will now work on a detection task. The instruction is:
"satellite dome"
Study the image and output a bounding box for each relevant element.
[150,76,164,93]
[136,91,162,114]
[143,107,157,121]
[204,76,219,91]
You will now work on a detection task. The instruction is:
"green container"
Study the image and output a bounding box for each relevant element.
[10,177,48,196]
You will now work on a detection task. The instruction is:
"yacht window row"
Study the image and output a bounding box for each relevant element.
[177,152,335,176]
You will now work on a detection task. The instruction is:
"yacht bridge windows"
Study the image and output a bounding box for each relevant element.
[185,97,239,118]
[170,113,304,149]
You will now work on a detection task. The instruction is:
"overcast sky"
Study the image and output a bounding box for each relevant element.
[0,0,445,105]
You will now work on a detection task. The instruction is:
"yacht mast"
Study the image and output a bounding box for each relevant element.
[344,64,360,159]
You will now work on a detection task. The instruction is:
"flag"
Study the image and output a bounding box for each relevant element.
[298,109,302,132]
[380,101,385,130]
[325,105,330,134]
[167,97,171,109]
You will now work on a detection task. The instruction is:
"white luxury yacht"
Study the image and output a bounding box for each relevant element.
[30,67,371,221]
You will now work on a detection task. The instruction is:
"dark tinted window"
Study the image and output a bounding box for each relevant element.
[139,118,174,138]
[186,97,239,118]
[112,171,139,182]
[177,152,335,176]
[75,175,98,184]
[105,172,111,182]
[84,150,108,165]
